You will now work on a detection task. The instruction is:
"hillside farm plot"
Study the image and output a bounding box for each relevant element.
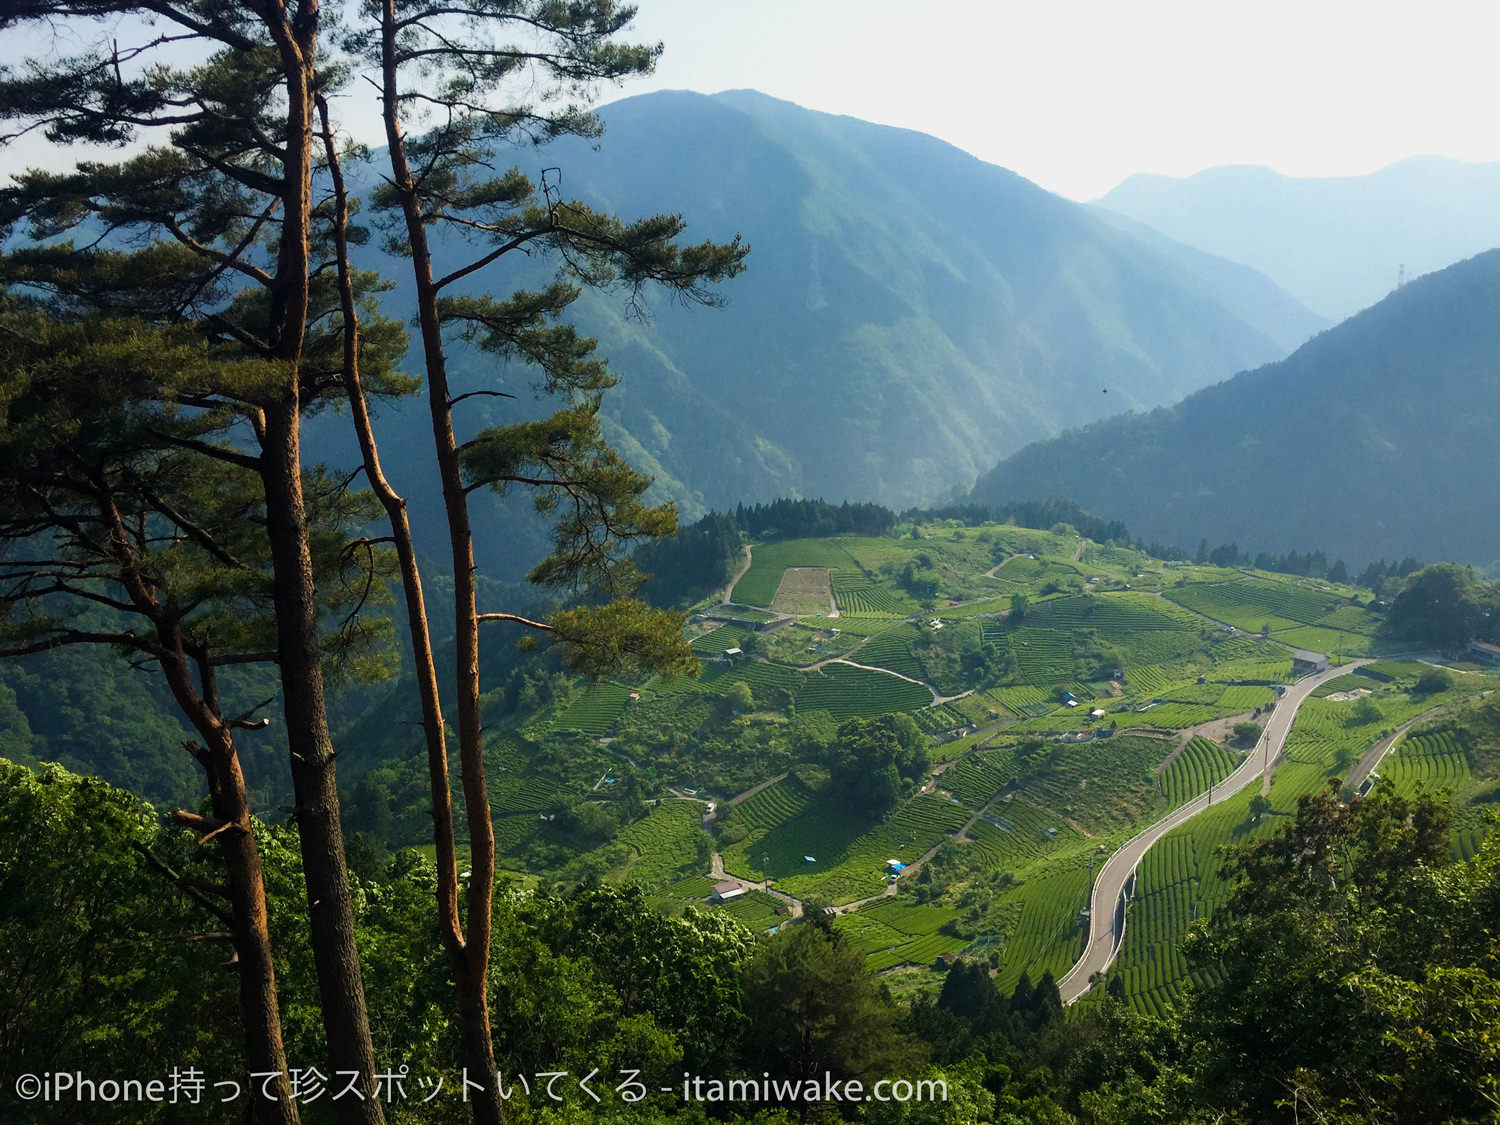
[965,797,1082,872]
[986,684,1052,717]
[689,623,757,655]
[853,623,928,680]
[941,747,1019,808]
[1270,625,1374,657]
[1013,735,1171,832]
[1158,737,1241,807]
[797,662,932,718]
[1215,684,1277,713]
[615,799,705,889]
[723,793,968,903]
[733,539,858,606]
[854,899,970,970]
[771,567,834,616]
[1385,726,1472,800]
[1164,574,1374,638]
[831,573,913,617]
[535,682,632,736]
[712,889,784,931]
[994,866,1092,991]
[724,772,816,834]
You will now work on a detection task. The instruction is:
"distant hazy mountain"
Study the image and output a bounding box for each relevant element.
[968,251,1500,568]
[1096,156,1500,321]
[339,91,1319,575]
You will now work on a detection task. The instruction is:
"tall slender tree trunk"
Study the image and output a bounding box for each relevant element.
[375,12,505,1123]
[102,498,298,1125]
[255,15,384,1121]
[261,403,384,1125]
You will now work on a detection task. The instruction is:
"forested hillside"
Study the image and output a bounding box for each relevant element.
[970,250,1500,568]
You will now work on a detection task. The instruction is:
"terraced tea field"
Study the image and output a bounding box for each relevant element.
[616,799,706,888]
[941,748,1018,808]
[1158,737,1241,807]
[994,866,1093,991]
[832,574,912,617]
[966,798,1082,872]
[1015,735,1171,832]
[796,662,932,718]
[1385,726,1472,799]
[723,793,968,903]
[1164,574,1375,638]
[853,624,928,680]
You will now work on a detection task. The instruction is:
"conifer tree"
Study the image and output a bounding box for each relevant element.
[0,8,406,1120]
[316,5,746,1119]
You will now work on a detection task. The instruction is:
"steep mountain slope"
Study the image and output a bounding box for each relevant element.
[1097,156,1500,321]
[338,90,1316,574]
[969,251,1500,567]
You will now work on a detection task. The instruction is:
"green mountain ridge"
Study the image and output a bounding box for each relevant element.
[968,249,1500,568]
[329,90,1321,578]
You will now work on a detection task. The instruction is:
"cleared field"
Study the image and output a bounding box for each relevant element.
[733,539,858,606]
[771,567,834,616]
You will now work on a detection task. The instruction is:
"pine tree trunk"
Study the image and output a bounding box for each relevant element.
[103,498,300,1125]
[201,739,300,1125]
[375,13,507,1124]
[261,402,385,1125]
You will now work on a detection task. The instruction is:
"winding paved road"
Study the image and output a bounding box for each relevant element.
[1057,658,1369,1003]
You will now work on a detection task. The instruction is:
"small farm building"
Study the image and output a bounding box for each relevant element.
[711,881,746,904]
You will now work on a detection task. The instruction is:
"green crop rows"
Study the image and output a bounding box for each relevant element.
[1216,685,1276,713]
[966,798,1080,871]
[1112,680,1486,1009]
[796,662,931,718]
[994,867,1092,991]
[941,749,1018,808]
[854,624,927,679]
[724,793,967,903]
[1165,576,1370,636]
[1385,727,1472,799]
[832,573,911,617]
[1158,737,1240,807]
[1017,735,1170,831]
[729,774,814,833]
[616,799,705,888]
[544,682,632,735]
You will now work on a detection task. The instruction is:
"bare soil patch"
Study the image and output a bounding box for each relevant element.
[772,567,834,616]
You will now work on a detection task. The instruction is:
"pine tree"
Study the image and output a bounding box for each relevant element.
[0,8,409,1120]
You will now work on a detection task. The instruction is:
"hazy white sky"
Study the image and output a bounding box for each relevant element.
[618,0,1500,199]
[5,0,1500,200]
